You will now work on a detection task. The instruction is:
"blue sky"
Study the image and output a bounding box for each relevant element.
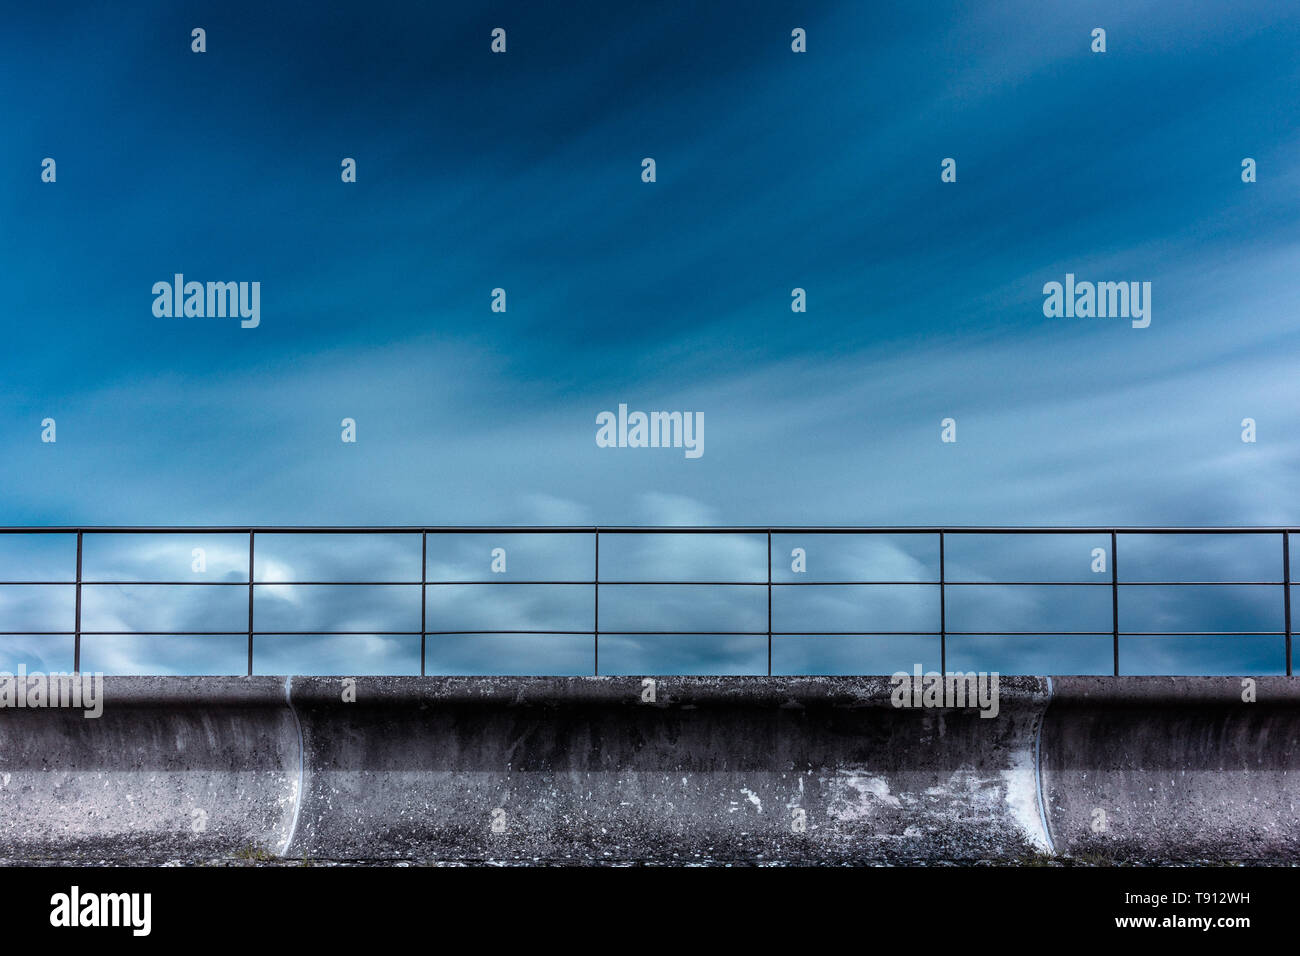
[1,1,1298,674]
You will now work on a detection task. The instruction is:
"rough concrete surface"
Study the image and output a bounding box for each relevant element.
[0,675,1294,864]
[1041,676,1299,861]
[0,677,297,861]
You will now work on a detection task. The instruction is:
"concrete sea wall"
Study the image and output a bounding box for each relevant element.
[0,676,1293,862]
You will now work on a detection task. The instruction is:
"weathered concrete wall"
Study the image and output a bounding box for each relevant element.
[287,676,1050,862]
[0,678,298,861]
[0,675,1295,862]
[1040,676,1299,861]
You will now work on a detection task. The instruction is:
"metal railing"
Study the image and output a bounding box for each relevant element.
[0,526,1293,676]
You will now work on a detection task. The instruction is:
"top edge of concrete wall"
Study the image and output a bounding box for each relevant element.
[35,675,291,707]
[1049,675,1300,706]
[32,675,1057,708]
[29,674,1294,709]
[287,675,1052,708]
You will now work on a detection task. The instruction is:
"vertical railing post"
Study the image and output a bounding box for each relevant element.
[74,531,83,673]
[938,531,946,675]
[247,531,255,676]
[1110,530,1119,677]
[421,531,427,677]
[593,529,600,676]
[1284,530,1292,677]
[767,530,772,677]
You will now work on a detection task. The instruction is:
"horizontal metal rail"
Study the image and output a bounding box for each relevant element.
[0,527,1292,677]
[0,526,1297,533]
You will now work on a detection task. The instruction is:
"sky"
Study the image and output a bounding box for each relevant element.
[1,1,1298,675]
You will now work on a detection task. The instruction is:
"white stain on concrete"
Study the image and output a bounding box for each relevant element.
[828,771,902,823]
[1003,749,1052,851]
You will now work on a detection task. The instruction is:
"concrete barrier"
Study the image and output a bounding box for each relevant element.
[1041,676,1300,861]
[0,677,298,861]
[286,676,1050,862]
[0,675,1294,862]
